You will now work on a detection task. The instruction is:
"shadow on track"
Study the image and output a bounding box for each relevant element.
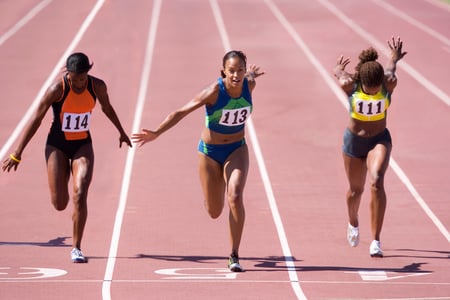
[0,236,70,247]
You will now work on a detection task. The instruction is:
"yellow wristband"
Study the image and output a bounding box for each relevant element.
[10,154,21,163]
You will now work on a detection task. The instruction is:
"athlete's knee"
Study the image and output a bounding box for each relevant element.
[227,188,244,211]
[348,186,364,198]
[204,198,224,219]
[206,207,222,219]
[51,196,69,211]
[208,210,222,219]
[369,172,385,192]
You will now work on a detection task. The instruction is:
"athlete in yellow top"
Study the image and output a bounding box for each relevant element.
[334,37,406,257]
[2,52,132,263]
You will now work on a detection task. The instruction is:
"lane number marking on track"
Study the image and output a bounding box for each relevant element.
[0,267,67,280]
[155,268,238,280]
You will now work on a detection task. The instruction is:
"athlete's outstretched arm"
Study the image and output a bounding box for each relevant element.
[94,78,132,148]
[384,36,407,93]
[2,82,61,172]
[132,82,219,147]
[334,55,354,96]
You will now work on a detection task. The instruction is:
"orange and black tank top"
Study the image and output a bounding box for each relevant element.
[48,75,97,141]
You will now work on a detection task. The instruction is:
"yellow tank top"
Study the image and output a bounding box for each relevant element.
[349,83,390,121]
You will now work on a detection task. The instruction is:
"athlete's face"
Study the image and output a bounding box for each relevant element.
[67,72,88,91]
[222,57,246,87]
[361,84,381,96]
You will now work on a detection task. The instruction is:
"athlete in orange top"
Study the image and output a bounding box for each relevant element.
[2,52,132,263]
[334,37,406,257]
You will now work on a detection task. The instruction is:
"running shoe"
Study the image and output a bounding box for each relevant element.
[370,240,383,257]
[347,223,359,247]
[71,248,87,263]
[228,253,244,272]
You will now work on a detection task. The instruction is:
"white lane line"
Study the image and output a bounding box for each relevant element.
[424,0,450,12]
[264,0,449,243]
[101,0,162,299]
[372,0,450,47]
[0,0,106,160]
[389,160,450,242]
[0,0,53,46]
[317,0,450,107]
[209,1,307,299]
[2,278,449,286]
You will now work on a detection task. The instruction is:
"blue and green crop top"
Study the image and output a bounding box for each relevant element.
[205,77,252,134]
[349,82,391,121]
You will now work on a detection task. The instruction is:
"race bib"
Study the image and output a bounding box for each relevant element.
[219,107,251,126]
[62,112,91,132]
[354,99,386,117]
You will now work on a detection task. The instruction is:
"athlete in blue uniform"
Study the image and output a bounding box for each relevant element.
[334,37,406,257]
[132,50,264,271]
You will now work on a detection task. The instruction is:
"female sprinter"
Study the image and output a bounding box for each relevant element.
[132,50,264,271]
[3,52,132,262]
[334,37,406,257]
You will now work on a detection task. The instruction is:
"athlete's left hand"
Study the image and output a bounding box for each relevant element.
[131,129,158,147]
[119,134,132,148]
[247,64,265,79]
[388,36,407,63]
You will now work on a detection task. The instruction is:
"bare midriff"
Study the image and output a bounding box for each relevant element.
[200,127,245,144]
[348,118,386,137]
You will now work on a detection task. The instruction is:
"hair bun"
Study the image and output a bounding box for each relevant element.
[358,47,378,64]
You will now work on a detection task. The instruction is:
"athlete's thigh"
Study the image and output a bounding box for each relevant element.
[367,143,391,178]
[45,145,70,202]
[198,152,226,203]
[71,143,95,194]
[224,144,249,190]
[343,152,367,190]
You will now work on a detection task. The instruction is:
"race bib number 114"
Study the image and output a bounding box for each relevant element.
[62,112,91,132]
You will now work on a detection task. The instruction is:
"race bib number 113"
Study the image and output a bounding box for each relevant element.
[219,107,251,126]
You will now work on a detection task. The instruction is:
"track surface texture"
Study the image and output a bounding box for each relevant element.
[1,0,449,299]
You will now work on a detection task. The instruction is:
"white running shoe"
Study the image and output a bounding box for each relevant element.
[228,254,244,272]
[347,223,359,247]
[71,248,87,263]
[370,240,383,257]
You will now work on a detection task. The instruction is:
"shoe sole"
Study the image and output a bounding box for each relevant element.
[228,263,244,272]
[348,240,359,247]
[72,258,88,263]
[370,252,383,258]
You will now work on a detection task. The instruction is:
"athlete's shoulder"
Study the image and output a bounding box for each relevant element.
[44,77,65,102]
[89,75,107,95]
[206,79,221,97]
[89,75,106,87]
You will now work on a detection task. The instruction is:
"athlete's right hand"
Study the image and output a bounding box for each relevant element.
[2,156,19,172]
[131,129,158,147]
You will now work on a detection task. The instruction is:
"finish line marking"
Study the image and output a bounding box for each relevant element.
[345,270,431,281]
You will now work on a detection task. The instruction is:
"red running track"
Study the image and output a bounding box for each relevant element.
[0,0,449,299]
